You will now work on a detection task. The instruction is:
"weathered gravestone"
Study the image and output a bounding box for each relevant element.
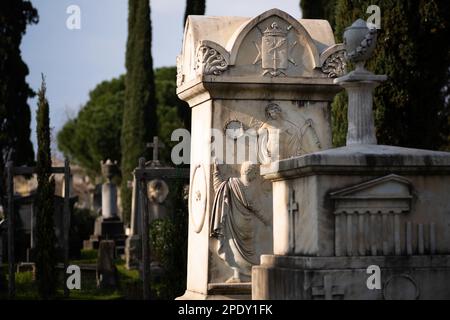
[176,9,346,299]
[84,160,126,253]
[253,19,450,300]
[125,138,189,273]
[96,240,118,289]
[12,192,77,262]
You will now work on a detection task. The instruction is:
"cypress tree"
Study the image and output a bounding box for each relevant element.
[121,0,157,224]
[184,0,206,25]
[332,0,450,149]
[35,75,57,299]
[0,0,37,206]
[300,0,336,27]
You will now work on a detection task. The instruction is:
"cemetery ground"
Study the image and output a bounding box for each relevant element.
[0,249,159,300]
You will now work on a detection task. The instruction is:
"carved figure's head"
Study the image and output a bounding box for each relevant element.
[265,103,282,120]
[147,179,169,204]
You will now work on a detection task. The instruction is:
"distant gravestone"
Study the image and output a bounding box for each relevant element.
[96,240,117,289]
[125,136,188,270]
[92,184,102,213]
[84,160,126,254]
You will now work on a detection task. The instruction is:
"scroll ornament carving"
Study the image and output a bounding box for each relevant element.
[196,45,228,76]
[322,50,347,78]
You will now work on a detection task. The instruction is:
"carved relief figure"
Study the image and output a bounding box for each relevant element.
[254,103,321,164]
[210,160,270,283]
[147,179,170,221]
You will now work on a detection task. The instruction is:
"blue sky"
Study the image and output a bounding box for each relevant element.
[21,0,302,154]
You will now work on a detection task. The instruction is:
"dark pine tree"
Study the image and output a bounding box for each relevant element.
[121,0,158,224]
[35,76,57,299]
[332,0,450,149]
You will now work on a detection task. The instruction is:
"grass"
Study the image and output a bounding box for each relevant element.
[0,257,143,300]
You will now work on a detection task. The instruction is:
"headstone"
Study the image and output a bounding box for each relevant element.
[177,8,345,299]
[92,184,102,213]
[253,19,450,300]
[96,240,117,289]
[13,193,77,262]
[84,160,125,254]
[125,143,189,270]
[125,176,141,269]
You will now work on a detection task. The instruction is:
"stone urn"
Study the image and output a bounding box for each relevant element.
[101,159,118,182]
[343,19,378,70]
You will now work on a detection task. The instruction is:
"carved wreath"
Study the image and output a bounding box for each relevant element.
[346,28,377,62]
[196,45,228,76]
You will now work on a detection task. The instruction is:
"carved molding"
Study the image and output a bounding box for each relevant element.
[329,174,420,257]
[176,54,184,87]
[196,45,229,76]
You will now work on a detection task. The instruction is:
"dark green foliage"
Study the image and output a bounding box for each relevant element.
[332,0,450,149]
[154,67,188,161]
[0,0,37,167]
[121,0,158,224]
[35,76,57,299]
[69,208,96,259]
[57,69,186,177]
[300,0,336,27]
[149,181,188,299]
[0,0,38,218]
[57,76,125,176]
[184,0,206,25]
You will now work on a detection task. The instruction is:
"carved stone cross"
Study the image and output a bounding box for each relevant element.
[288,188,299,254]
[146,136,165,165]
[312,275,345,300]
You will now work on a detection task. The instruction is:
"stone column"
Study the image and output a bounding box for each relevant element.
[334,19,387,146]
[335,73,386,146]
[102,182,118,219]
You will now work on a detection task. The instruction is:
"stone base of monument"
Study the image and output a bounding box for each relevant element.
[257,144,450,300]
[177,283,252,300]
[253,255,450,300]
[84,216,126,255]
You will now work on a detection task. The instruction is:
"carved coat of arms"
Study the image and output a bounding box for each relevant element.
[254,22,297,77]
